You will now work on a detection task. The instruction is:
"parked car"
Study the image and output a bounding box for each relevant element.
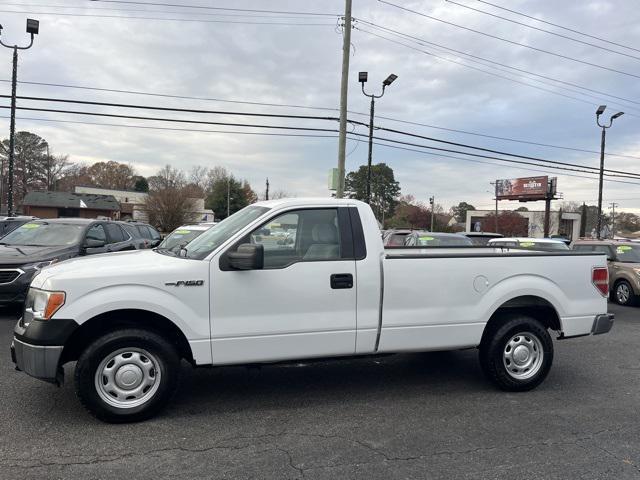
[0,219,140,306]
[403,231,473,247]
[0,216,37,238]
[572,239,640,306]
[382,228,414,246]
[488,237,570,251]
[463,232,503,246]
[124,222,162,248]
[119,222,151,250]
[550,234,572,245]
[12,198,612,422]
[158,224,215,252]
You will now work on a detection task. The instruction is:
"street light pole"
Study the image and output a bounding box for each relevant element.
[610,202,618,238]
[429,195,435,231]
[0,19,39,216]
[359,72,397,204]
[595,105,624,240]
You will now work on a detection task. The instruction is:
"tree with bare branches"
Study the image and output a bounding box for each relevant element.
[144,165,197,232]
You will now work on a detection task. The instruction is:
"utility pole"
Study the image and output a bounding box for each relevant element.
[595,105,624,239]
[490,181,499,233]
[359,71,398,204]
[265,178,269,201]
[226,177,230,218]
[429,195,435,231]
[0,19,39,216]
[336,0,352,199]
[610,202,618,238]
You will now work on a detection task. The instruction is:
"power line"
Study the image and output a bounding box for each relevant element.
[444,0,640,61]
[4,95,640,179]
[4,78,640,160]
[0,79,335,112]
[81,1,339,16]
[475,0,640,54]
[0,114,340,138]
[358,19,640,109]
[354,137,640,186]
[0,104,339,133]
[369,114,640,160]
[0,9,335,25]
[354,132,640,181]
[7,93,640,178]
[371,125,640,178]
[355,26,626,111]
[2,94,339,121]
[378,0,640,80]
[3,111,637,186]
[0,2,332,19]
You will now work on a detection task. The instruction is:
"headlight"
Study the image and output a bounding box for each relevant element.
[23,288,66,324]
[24,259,58,270]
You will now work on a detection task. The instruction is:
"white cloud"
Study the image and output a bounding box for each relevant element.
[0,0,639,212]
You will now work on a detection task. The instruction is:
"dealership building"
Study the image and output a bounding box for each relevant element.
[466,209,582,240]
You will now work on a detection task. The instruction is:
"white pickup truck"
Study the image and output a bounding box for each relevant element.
[11,198,613,422]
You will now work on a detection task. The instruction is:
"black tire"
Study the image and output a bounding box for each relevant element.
[479,314,553,392]
[613,280,635,306]
[74,328,180,423]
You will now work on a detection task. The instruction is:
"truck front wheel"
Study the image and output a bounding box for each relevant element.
[74,329,180,423]
[479,315,553,391]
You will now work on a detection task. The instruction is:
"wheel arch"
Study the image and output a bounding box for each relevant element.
[60,309,194,365]
[481,295,561,346]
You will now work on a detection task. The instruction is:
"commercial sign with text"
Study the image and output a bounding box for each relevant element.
[495,176,550,201]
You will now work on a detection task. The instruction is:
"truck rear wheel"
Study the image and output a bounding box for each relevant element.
[479,315,553,391]
[74,328,180,423]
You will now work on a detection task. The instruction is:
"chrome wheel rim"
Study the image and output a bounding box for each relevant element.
[95,348,161,409]
[617,283,630,304]
[503,332,544,380]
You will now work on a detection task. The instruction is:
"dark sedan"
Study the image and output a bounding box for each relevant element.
[0,218,140,306]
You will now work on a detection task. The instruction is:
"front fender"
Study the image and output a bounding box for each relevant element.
[52,284,210,343]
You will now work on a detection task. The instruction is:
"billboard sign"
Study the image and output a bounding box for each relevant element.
[495,176,550,200]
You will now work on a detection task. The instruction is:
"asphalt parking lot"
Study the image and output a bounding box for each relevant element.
[0,304,638,480]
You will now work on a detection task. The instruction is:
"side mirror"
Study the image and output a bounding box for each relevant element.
[84,238,106,249]
[227,243,264,270]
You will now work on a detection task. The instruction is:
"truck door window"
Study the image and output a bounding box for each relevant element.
[247,209,341,269]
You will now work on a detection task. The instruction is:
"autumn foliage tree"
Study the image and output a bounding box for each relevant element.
[481,211,529,236]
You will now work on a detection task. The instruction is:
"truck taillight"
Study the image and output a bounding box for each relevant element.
[592,267,609,296]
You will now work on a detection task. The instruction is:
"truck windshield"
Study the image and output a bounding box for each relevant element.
[182,206,270,260]
[615,244,640,263]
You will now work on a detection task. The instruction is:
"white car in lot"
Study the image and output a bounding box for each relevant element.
[11,198,613,422]
[488,237,570,251]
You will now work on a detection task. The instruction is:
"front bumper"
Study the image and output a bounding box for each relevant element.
[592,313,614,335]
[11,338,63,384]
[11,316,79,385]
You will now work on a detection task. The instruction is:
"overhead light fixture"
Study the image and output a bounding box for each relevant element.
[383,74,398,86]
[359,71,368,84]
[611,112,624,120]
[596,105,606,116]
[26,19,39,35]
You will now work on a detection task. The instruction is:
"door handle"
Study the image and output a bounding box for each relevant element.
[331,273,353,289]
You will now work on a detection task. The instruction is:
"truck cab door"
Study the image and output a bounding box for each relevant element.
[210,207,357,365]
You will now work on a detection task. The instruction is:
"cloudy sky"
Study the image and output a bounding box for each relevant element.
[1,0,639,213]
